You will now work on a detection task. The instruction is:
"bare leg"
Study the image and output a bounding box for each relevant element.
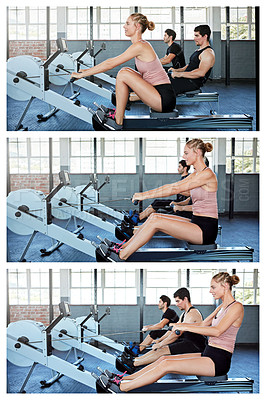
[139,205,156,221]
[123,352,201,381]
[139,334,154,352]
[115,68,162,125]
[119,213,203,260]
[120,354,215,392]
[134,347,171,367]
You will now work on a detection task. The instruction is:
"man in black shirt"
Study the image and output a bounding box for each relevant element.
[170,25,215,94]
[124,295,179,357]
[160,29,185,71]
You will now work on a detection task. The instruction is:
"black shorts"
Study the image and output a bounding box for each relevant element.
[154,84,176,113]
[149,330,168,340]
[202,345,232,376]
[191,215,218,245]
[170,77,201,95]
[169,338,203,355]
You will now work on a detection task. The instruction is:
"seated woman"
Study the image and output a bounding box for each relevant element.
[97,272,244,393]
[70,13,176,130]
[99,138,218,262]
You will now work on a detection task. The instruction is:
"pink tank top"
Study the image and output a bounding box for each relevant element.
[135,40,170,86]
[209,301,240,353]
[190,170,218,219]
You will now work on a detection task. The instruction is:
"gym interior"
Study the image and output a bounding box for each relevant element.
[7,137,259,263]
[7,267,259,393]
[6,6,258,131]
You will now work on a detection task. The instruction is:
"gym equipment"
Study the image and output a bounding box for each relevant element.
[92,104,253,131]
[7,170,98,261]
[7,38,253,131]
[75,306,124,353]
[72,42,117,86]
[175,89,219,114]
[7,38,110,130]
[97,374,253,393]
[7,301,98,393]
[95,239,254,262]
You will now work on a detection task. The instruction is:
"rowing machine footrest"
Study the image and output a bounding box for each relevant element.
[181,89,202,97]
[197,374,228,385]
[150,109,179,118]
[186,243,217,251]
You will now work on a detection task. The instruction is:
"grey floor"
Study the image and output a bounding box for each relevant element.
[7,213,259,262]
[7,79,257,131]
[7,343,259,393]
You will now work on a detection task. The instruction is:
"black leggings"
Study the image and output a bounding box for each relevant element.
[202,345,232,376]
[154,84,176,112]
[191,215,218,245]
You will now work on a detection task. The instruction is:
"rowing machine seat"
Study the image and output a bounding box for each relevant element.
[186,243,217,251]
[178,89,202,97]
[196,375,228,384]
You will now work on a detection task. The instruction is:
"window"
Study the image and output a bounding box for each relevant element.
[8,138,60,174]
[221,7,256,40]
[226,138,259,173]
[69,138,136,174]
[144,138,214,173]
[70,269,137,304]
[8,269,260,306]
[8,7,57,40]
[70,138,95,173]
[234,269,259,305]
[8,269,60,305]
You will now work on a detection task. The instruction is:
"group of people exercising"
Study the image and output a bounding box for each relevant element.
[96,272,243,393]
[71,13,215,130]
[98,138,218,262]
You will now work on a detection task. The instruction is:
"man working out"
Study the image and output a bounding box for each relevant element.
[121,288,206,372]
[160,29,186,71]
[124,295,179,357]
[125,160,191,224]
[169,24,215,95]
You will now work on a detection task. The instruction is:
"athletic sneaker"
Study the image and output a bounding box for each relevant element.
[124,210,139,226]
[98,243,125,262]
[97,375,122,393]
[95,110,123,131]
[124,343,140,357]
[103,238,126,248]
[101,369,127,380]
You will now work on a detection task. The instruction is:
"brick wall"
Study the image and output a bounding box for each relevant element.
[10,173,60,194]
[9,40,57,60]
[9,304,60,325]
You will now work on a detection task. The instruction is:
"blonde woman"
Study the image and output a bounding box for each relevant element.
[71,13,176,130]
[99,139,218,261]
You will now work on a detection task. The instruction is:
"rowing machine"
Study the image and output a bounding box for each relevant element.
[92,104,253,131]
[7,171,97,261]
[7,301,97,393]
[95,239,254,262]
[125,374,254,393]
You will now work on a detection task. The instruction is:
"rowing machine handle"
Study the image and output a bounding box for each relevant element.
[70,72,83,83]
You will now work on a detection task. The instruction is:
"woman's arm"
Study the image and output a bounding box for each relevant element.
[174,303,243,338]
[71,42,142,79]
[133,169,216,202]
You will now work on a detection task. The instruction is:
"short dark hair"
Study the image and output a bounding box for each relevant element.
[194,24,211,41]
[165,29,176,41]
[160,295,171,307]
[173,287,191,303]
[179,159,190,172]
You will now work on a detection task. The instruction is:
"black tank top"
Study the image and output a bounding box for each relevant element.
[181,306,207,350]
[186,46,213,87]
